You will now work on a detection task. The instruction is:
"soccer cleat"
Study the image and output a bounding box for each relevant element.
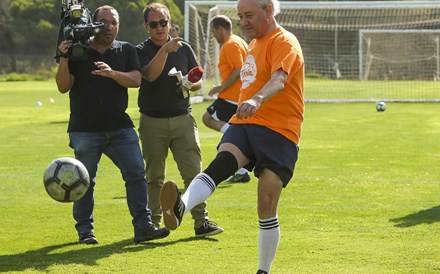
[194,220,224,238]
[160,181,185,230]
[256,270,268,274]
[79,233,98,244]
[134,225,170,244]
[226,172,250,183]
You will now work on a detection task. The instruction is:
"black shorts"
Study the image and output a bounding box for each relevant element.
[219,124,299,187]
[206,98,238,123]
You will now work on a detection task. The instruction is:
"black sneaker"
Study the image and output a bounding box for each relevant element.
[134,225,170,244]
[194,220,224,237]
[160,181,185,230]
[226,172,250,183]
[256,270,268,274]
[79,233,98,244]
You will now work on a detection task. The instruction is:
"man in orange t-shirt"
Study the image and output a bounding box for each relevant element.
[160,0,304,273]
[202,15,251,183]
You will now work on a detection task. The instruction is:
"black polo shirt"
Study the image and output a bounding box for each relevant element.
[67,40,140,132]
[136,38,199,118]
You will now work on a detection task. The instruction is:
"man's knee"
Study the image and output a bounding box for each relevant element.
[204,151,239,185]
[202,111,212,127]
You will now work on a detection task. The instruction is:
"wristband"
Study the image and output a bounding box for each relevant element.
[54,52,68,59]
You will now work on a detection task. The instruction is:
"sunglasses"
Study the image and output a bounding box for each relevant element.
[147,19,169,29]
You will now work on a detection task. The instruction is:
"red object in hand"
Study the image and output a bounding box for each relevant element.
[187,66,204,83]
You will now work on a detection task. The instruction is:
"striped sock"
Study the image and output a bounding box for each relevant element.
[181,172,216,215]
[258,217,280,273]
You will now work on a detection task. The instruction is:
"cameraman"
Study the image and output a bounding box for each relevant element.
[55,5,169,244]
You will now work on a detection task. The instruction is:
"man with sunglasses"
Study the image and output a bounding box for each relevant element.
[136,3,224,237]
[55,5,170,245]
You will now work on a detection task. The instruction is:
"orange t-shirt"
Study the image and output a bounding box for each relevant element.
[217,34,248,102]
[230,26,305,144]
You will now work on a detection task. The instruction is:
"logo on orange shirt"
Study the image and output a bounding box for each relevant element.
[241,55,256,89]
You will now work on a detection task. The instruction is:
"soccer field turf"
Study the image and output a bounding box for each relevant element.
[0,81,439,273]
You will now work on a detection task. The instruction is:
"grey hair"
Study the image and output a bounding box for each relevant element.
[258,0,280,16]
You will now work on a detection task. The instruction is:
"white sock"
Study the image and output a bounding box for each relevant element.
[220,123,230,133]
[236,167,248,175]
[258,217,280,273]
[181,173,216,215]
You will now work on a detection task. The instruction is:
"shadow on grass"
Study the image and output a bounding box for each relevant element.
[389,205,440,227]
[0,236,215,272]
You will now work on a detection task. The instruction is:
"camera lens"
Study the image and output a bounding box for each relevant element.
[69,43,89,60]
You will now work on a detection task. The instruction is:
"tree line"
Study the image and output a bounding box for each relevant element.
[0,0,384,74]
[0,0,184,73]
[0,0,339,57]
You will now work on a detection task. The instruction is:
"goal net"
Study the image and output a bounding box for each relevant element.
[184,1,440,102]
[360,30,440,81]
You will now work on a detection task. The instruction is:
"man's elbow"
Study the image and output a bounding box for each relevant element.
[58,88,69,94]
[56,84,70,94]
[132,72,142,87]
[141,73,157,82]
[130,78,141,87]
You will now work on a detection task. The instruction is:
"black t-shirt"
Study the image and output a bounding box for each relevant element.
[67,40,140,132]
[136,38,199,118]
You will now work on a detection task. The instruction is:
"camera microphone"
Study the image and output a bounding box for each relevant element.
[181,66,204,90]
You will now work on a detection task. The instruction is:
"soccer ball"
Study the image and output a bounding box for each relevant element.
[43,157,90,202]
[376,101,387,112]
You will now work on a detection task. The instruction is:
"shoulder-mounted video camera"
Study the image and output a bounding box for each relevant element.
[56,0,104,62]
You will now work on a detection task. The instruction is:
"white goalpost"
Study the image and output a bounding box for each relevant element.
[185,1,440,102]
[359,29,440,81]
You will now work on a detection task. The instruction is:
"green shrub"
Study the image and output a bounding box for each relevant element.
[0,73,45,82]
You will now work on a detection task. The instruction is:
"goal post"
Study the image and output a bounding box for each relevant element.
[359,29,440,81]
[185,1,440,102]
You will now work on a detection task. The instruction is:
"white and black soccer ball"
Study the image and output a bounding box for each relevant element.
[43,157,90,202]
[376,101,387,112]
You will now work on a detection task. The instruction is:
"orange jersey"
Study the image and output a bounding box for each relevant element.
[230,26,305,144]
[217,34,248,102]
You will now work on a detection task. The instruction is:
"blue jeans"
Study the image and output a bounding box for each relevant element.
[69,128,153,236]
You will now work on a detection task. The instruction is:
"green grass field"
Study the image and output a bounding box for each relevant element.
[0,81,439,273]
[305,78,440,101]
